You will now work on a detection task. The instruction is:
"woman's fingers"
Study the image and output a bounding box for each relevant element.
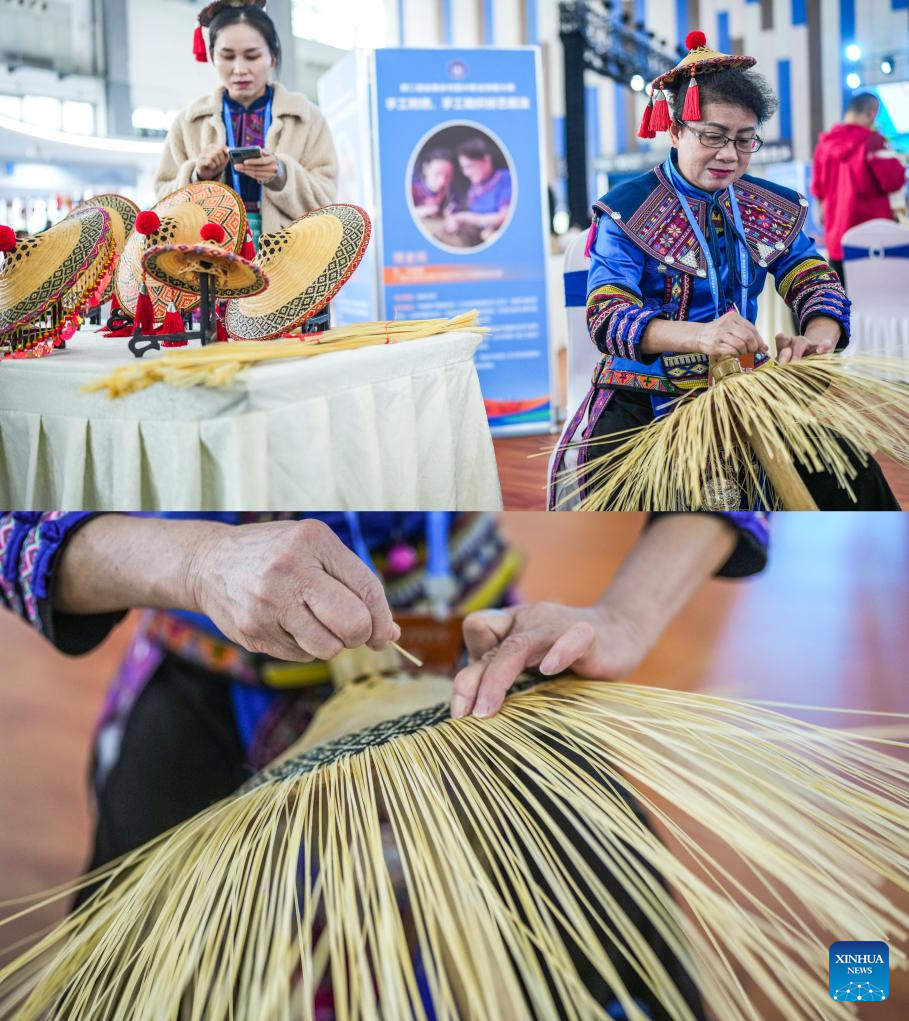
[470,631,541,718]
[538,621,597,676]
[450,659,487,719]
[462,608,516,661]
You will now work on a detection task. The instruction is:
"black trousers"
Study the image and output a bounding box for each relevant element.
[588,388,900,510]
[76,656,707,1019]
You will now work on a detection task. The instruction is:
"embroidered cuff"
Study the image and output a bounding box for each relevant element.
[0,511,125,653]
[778,259,851,343]
[587,285,665,362]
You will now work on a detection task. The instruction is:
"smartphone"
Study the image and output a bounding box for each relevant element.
[228,146,262,166]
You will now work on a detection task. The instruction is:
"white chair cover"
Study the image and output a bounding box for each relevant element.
[840,219,909,374]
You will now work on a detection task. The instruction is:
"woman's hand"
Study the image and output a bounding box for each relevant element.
[195,143,229,181]
[450,601,649,719]
[775,333,836,364]
[236,150,281,184]
[187,519,399,662]
[693,309,768,358]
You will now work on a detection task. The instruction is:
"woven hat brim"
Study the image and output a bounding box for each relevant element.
[224,204,371,341]
[0,208,111,338]
[654,51,756,90]
[70,194,140,303]
[115,181,246,320]
[142,244,268,298]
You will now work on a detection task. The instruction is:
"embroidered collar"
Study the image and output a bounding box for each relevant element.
[596,161,809,278]
[224,85,272,114]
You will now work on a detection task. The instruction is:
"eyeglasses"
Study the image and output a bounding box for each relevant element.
[682,123,764,153]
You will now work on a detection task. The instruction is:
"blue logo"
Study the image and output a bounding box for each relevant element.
[829,941,889,1001]
[448,60,467,80]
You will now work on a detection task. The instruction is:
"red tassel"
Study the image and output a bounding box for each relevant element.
[583,219,597,259]
[110,293,121,313]
[241,228,256,261]
[637,98,656,140]
[134,285,156,334]
[651,91,671,132]
[216,316,229,343]
[158,301,187,346]
[682,76,701,121]
[193,24,208,63]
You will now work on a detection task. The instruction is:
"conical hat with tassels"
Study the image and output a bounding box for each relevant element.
[652,31,755,91]
[0,208,115,356]
[115,180,246,320]
[69,193,140,305]
[638,31,757,139]
[224,204,371,341]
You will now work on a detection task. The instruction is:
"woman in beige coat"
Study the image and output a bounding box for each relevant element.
[154,2,338,246]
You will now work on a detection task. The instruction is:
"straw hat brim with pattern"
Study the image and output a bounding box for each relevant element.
[652,44,755,91]
[143,243,268,298]
[0,208,114,340]
[224,204,370,341]
[115,181,246,320]
[69,194,140,304]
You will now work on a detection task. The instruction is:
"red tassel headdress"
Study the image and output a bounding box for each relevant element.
[637,31,756,138]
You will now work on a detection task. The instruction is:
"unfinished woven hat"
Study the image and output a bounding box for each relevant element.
[638,30,757,138]
[142,223,268,300]
[69,194,140,305]
[224,204,370,341]
[115,181,246,323]
[192,0,266,61]
[0,209,115,357]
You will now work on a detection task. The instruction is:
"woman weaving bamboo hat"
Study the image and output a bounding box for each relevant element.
[548,31,900,511]
[0,511,772,1019]
[2,512,908,1019]
[0,209,115,358]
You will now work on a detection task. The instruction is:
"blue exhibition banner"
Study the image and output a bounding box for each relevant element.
[373,48,553,434]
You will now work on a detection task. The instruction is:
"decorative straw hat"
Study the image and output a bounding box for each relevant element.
[0,209,115,357]
[143,227,268,299]
[69,194,139,304]
[193,0,266,62]
[224,204,370,341]
[638,31,757,138]
[115,181,246,322]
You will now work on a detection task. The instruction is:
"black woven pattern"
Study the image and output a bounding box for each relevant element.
[240,675,547,794]
[225,205,369,340]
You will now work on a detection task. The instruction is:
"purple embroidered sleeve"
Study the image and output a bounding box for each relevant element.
[1,511,99,636]
[774,234,851,345]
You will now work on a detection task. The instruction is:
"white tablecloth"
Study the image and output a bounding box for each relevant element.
[0,330,503,511]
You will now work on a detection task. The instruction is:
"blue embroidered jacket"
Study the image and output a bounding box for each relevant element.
[586,154,851,395]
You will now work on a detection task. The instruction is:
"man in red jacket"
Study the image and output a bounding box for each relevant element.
[811,92,907,284]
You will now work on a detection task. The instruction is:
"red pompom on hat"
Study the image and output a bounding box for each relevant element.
[685,31,708,50]
[0,225,16,252]
[135,210,161,235]
[200,221,226,244]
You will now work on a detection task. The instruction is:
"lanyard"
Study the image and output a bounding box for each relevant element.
[664,159,751,319]
[223,89,273,197]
